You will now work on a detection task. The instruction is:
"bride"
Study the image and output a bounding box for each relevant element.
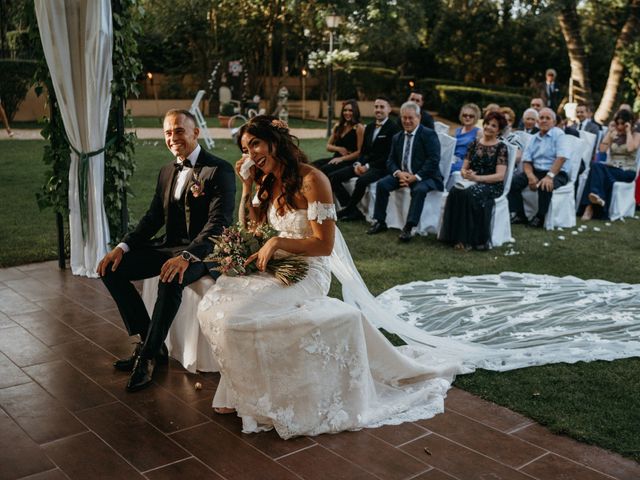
[196,116,464,439]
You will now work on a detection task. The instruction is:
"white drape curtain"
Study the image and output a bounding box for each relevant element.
[35,0,113,277]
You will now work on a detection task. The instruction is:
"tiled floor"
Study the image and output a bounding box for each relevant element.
[1,261,638,480]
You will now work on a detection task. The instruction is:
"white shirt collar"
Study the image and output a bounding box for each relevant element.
[405,125,420,136]
[183,144,201,167]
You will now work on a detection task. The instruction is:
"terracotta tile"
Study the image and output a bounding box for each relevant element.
[101,381,210,433]
[0,325,58,367]
[43,431,145,479]
[17,468,69,480]
[192,398,316,459]
[0,310,16,329]
[0,351,31,389]
[0,382,86,444]
[36,298,106,329]
[6,277,62,301]
[51,339,124,386]
[522,453,616,480]
[74,322,134,359]
[170,422,299,479]
[401,433,534,480]
[0,266,28,281]
[154,368,220,405]
[98,307,127,327]
[411,468,458,480]
[76,402,189,471]
[278,443,377,479]
[416,410,545,468]
[11,310,84,346]
[514,423,640,480]
[366,422,430,446]
[445,387,533,432]
[315,429,428,480]
[23,360,114,411]
[0,409,54,479]
[60,282,115,311]
[0,287,41,316]
[17,260,59,272]
[145,458,224,480]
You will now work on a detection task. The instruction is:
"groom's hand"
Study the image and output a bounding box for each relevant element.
[160,256,189,284]
[97,247,124,277]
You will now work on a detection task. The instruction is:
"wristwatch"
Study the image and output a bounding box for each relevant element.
[546,171,556,179]
[180,251,196,263]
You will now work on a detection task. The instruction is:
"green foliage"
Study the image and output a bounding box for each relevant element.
[0,59,37,120]
[219,101,235,116]
[435,85,530,121]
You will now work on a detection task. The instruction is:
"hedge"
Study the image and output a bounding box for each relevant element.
[0,59,37,120]
[434,85,531,122]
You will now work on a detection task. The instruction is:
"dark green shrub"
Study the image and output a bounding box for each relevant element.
[435,85,530,122]
[0,59,37,120]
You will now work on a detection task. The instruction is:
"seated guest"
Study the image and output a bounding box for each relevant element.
[556,111,579,137]
[581,109,639,220]
[439,111,509,250]
[476,103,500,129]
[334,95,401,221]
[313,99,365,177]
[367,101,442,242]
[499,106,524,165]
[530,97,544,113]
[508,107,572,228]
[404,89,435,130]
[452,103,481,175]
[520,108,540,134]
[575,103,602,135]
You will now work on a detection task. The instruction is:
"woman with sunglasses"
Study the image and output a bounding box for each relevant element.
[452,104,481,175]
[580,109,640,220]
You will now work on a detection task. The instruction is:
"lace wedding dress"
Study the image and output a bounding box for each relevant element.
[197,203,463,439]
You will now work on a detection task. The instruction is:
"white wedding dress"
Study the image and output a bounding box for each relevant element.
[197,203,463,439]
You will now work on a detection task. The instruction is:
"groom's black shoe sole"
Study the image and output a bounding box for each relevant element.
[114,343,168,372]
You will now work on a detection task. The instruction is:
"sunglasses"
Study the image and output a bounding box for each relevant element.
[461,113,475,118]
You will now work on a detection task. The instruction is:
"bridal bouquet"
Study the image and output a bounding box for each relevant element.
[206,223,308,286]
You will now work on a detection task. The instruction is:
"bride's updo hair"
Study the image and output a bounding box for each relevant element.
[236,115,309,216]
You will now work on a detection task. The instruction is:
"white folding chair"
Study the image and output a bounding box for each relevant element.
[189,90,215,150]
[490,143,517,247]
[513,131,533,173]
[522,134,585,230]
[574,130,597,210]
[434,121,450,135]
[609,149,640,221]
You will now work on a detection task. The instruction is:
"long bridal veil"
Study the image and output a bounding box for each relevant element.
[330,229,640,372]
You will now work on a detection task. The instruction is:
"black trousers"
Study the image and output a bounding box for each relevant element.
[101,247,208,360]
[329,165,387,209]
[508,169,568,219]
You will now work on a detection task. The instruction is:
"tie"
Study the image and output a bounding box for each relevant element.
[375,122,382,128]
[579,122,583,130]
[175,160,193,172]
[402,133,413,172]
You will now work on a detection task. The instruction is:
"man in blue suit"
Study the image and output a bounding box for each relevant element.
[367,101,442,242]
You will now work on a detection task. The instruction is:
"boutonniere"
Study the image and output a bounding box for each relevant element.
[190,172,203,198]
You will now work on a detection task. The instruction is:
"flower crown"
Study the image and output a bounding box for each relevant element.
[270,119,289,132]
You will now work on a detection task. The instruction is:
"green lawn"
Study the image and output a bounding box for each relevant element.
[1,137,639,461]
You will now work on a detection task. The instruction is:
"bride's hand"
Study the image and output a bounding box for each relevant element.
[235,154,255,186]
[245,237,280,271]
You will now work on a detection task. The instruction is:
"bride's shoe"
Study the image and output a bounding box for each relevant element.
[213,407,236,414]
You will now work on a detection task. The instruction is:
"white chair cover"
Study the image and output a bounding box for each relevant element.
[490,143,517,247]
[609,150,640,221]
[522,134,585,229]
[142,276,219,373]
[434,121,450,135]
[574,130,597,211]
[35,0,113,277]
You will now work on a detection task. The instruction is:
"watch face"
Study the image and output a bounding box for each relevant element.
[181,252,190,261]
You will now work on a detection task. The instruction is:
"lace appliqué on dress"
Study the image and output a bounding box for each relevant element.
[307,202,337,224]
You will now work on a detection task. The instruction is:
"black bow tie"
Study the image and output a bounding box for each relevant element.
[175,160,193,172]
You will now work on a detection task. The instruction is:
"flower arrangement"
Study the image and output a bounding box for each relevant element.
[205,222,308,286]
[307,49,360,72]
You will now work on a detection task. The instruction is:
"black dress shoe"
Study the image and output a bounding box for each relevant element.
[114,343,168,372]
[527,216,544,228]
[398,225,413,242]
[367,221,388,235]
[510,213,527,225]
[126,356,155,392]
[340,209,365,222]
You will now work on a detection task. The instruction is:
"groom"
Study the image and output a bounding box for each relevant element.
[98,109,235,392]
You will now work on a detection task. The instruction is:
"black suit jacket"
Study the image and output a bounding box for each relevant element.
[122,147,236,262]
[541,82,562,111]
[579,119,602,136]
[387,125,443,189]
[359,119,401,170]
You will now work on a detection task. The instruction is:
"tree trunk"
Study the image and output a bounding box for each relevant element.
[594,0,640,123]
[556,0,593,106]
